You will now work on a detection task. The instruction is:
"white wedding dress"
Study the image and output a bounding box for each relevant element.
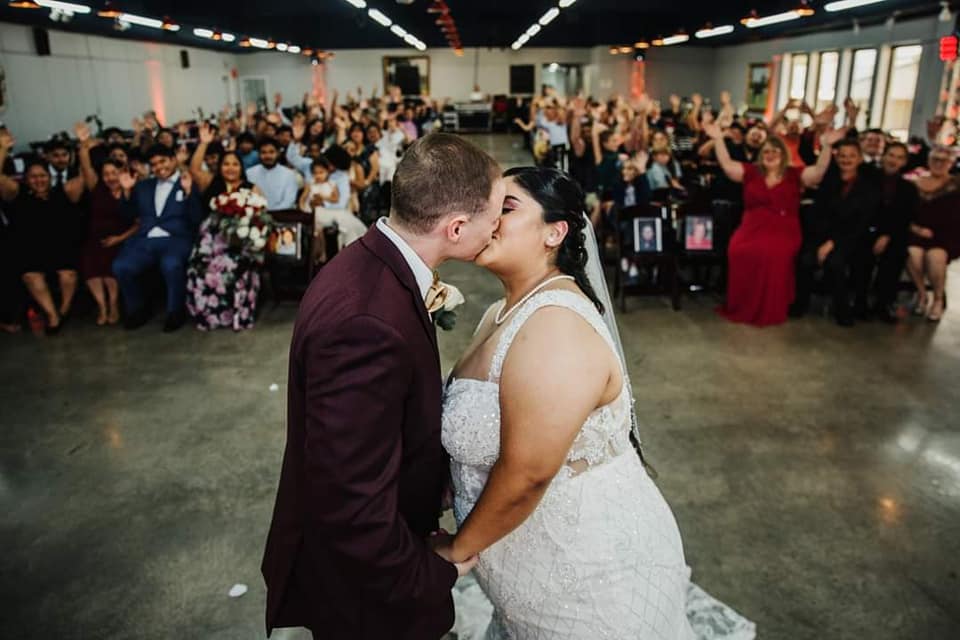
[442,290,756,640]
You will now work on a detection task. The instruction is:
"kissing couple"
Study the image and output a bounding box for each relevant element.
[262,133,755,640]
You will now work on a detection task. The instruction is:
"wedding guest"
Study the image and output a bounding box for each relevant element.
[185,136,264,331]
[237,132,259,169]
[113,144,203,332]
[298,159,367,251]
[324,145,354,212]
[76,124,139,325]
[45,139,75,188]
[860,129,886,168]
[906,146,960,321]
[247,138,298,211]
[344,123,381,223]
[645,146,683,192]
[793,140,881,326]
[706,122,844,326]
[0,134,86,334]
[866,142,918,322]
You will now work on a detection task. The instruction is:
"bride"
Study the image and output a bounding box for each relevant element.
[437,167,755,639]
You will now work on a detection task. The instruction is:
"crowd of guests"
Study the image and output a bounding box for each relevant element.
[0,87,441,334]
[517,88,960,327]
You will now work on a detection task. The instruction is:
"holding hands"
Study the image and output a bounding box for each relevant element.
[428,530,478,578]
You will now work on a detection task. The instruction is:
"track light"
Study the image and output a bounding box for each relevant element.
[37,1,91,13]
[825,0,887,10]
[539,8,560,26]
[695,24,735,39]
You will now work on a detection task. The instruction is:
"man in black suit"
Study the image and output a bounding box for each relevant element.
[865,142,919,321]
[793,139,882,326]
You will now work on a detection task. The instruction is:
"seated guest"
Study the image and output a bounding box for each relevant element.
[343,123,381,224]
[298,159,367,250]
[0,133,85,334]
[324,145,355,212]
[113,144,203,332]
[645,145,683,192]
[247,138,298,210]
[860,129,886,168]
[906,146,960,322]
[793,140,882,326]
[76,124,139,326]
[186,128,265,331]
[706,121,841,326]
[45,139,76,188]
[237,132,259,169]
[865,142,918,322]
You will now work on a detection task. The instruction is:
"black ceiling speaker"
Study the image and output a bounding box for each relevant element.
[180,49,190,69]
[33,27,51,57]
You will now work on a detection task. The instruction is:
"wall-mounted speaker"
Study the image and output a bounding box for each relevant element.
[180,50,190,69]
[33,27,51,57]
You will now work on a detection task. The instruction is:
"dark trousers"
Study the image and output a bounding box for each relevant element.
[113,236,193,315]
[870,240,907,309]
[796,241,870,319]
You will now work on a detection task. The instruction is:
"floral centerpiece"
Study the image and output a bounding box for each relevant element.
[208,189,274,262]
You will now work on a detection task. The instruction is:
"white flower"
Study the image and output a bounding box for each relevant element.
[209,197,218,210]
[253,237,266,250]
[236,226,250,239]
[245,206,253,216]
[442,283,465,312]
[249,227,261,241]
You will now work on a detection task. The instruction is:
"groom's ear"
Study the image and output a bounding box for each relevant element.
[546,220,568,248]
[445,213,470,243]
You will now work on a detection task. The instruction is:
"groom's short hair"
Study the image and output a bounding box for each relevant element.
[391,132,501,234]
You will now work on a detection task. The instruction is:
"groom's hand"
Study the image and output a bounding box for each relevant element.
[429,531,478,577]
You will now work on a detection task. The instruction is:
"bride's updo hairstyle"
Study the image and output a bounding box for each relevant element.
[503,166,604,314]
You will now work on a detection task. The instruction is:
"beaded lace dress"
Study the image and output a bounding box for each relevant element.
[442,290,756,640]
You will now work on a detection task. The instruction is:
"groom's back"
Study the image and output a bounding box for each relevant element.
[262,225,455,639]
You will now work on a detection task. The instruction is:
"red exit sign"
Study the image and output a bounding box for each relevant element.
[941,35,959,62]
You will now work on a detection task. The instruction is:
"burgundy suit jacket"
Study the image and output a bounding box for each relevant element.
[261,225,458,639]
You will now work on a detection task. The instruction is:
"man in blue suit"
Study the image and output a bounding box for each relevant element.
[113,144,203,332]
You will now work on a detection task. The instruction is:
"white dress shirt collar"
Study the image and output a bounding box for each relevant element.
[376,217,434,299]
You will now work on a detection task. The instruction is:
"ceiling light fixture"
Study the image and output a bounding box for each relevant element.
[221,32,235,43]
[695,24,735,38]
[526,24,541,37]
[939,1,953,22]
[97,1,120,18]
[343,0,366,8]
[8,1,41,8]
[117,13,165,30]
[248,37,271,49]
[634,40,650,48]
[661,32,690,45]
[742,10,804,28]
[618,45,633,53]
[37,1,90,13]
[824,0,886,10]
[238,37,251,47]
[609,46,619,55]
[651,36,665,46]
[795,1,815,17]
[193,27,214,38]
[539,8,560,26]
[391,24,407,38]
[275,42,289,51]
[559,0,577,7]
[287,45,301,54]
[368,8,392,27]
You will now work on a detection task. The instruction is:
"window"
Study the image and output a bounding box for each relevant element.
[882,45,923,141]
[814,51,840,114]
[848,49,878,130]
[789,53,809,101]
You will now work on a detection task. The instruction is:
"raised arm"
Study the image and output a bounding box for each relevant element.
[303,316,468,601]
[801,128,846,188]
[74,122,100,191]
[449,307,613,562]
[703,122,744,183]
[189,122,216,194]
[591,121,607,167]
[0,131,20,202]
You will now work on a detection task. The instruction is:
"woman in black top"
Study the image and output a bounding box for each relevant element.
[0,134,85,333]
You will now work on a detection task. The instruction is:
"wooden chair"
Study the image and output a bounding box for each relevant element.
[615,203,681,312]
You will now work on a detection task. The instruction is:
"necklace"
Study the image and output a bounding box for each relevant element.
[494,274,575,326]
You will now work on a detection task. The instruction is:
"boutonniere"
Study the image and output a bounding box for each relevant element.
[427,282,465,331]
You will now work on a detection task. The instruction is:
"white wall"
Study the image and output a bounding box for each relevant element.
[235,45,716,105]
[709,14,948,138]
[0,23,239,146]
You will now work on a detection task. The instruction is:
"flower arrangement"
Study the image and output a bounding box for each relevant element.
[208,189,274,261]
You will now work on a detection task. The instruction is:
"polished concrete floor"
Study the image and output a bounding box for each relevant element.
[1,134,959,639]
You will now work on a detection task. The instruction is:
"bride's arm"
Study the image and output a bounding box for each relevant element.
[447,308,611,562]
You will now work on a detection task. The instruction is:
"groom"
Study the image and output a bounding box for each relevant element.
[262,133,505,639]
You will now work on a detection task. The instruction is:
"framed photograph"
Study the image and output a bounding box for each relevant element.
[383,56,430,97]
[684,216,714,252]
[633,217,663,253]
[746,63,772,114]
[269,222,302,260]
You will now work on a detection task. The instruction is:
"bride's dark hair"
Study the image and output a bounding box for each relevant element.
[503,166,604,314]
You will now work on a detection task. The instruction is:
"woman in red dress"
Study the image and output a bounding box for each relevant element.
[704,122,844,326]
[76,125,139,325]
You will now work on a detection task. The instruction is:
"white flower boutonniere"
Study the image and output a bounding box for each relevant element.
[434,283,465,331]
